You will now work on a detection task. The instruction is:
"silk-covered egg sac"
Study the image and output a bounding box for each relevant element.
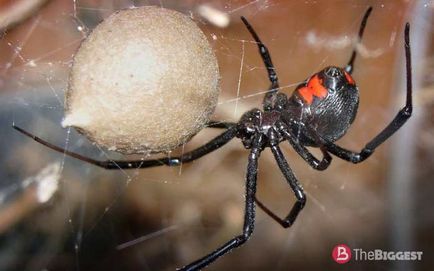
[63,6,220,154]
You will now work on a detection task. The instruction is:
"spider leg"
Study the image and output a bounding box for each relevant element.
[241,16,280,111]
[327,23,412,163]
[256,144,306,228]
[241,16,278,88]
[179,135,262,271]
[277,122,332,170]
[13,124,237,169]
[345,6,373,74]
[206,120,237,129]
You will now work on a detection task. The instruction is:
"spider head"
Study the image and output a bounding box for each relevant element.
[236,109,262,149]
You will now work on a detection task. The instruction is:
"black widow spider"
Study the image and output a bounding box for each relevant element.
[13,6,412,271]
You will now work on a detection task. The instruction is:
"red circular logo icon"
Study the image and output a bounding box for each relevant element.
[332,244,352,264]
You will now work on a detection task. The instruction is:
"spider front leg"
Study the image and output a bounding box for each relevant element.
[256,143,306,228]
[241,16,280,111]
[345,6,372,74]
[13,125,237,169]
[327,23,412,163]
[179,135,262,271]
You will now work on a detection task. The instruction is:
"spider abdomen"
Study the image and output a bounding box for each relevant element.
[310,85,359,142]
[286,66,359,146]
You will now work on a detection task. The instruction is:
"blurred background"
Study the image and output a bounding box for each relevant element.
[0,0,433,270]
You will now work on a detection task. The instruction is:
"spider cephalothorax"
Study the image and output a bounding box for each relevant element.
[236,108,282,149]
[14,6,413,271]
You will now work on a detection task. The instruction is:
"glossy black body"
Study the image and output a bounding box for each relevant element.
[237,65,360,150]
[288,66,360,146]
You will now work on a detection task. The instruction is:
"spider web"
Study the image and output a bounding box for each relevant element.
[0,1,432,271]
